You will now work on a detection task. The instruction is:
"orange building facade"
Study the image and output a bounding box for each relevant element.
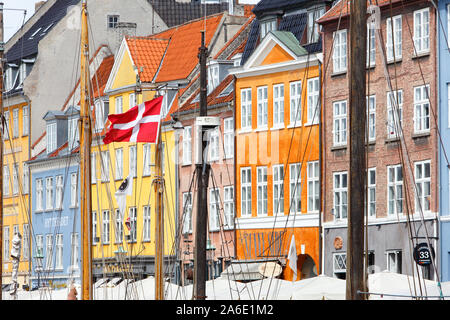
[231,31,322,281]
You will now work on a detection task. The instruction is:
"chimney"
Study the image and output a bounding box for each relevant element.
[115,22,137,52]
[35,1,46,12]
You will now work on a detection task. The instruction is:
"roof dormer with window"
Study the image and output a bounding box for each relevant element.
[207,60,234,94]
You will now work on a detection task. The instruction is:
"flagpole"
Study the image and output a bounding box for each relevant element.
[154,121,164,300]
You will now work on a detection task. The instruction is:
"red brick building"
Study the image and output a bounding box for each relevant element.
[318,0,439,280]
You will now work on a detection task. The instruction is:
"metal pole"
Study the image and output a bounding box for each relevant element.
[193,31,210,300]
[346,0,367,300]
[80,0,93,300]
[0,2,4,300]
[155,124,164,300]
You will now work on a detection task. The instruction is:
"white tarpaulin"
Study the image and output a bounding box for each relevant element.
[291,275,346,300]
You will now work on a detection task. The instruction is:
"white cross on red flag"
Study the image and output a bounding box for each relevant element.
[103,96,163,144]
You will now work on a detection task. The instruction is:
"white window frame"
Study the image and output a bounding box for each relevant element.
[257,166,268,216]
[333,100,347,146]
[208,64,220,94]
[3,226,9,261]
[307,77,320,125]
[143,206,151,241]
[115,209,123,244]
[386,15,402,61]
[92,211,98,244]
[94,100,105,133]
[413,8,430,54]
[45,234,53,270]
[91,153,97,184]
[129,92,136,108]
[46,122,56,153]
[224,186,234,229]
[367,25,376,67]
[208,127,219,162]
[307,7,325,43]
[290,81,302,126]
[289,163,302,214]
[22,224,30,260]
[387,90,403,139]
[261,19,277,39]
[387,164,404,216]
[101,151,110,182]
[333,29,347,73]
[129,145,137,178]
[68,117,79,149]
[386,250,402,273]
[102,210,110,244]
[307,161,319,213]
[36,178,43,211]
[224,118,234,159]
[55,175,63,210]
[55,234,63,270]
[415,160,431,214]
[183,126,192,165]
[367,95,376,142]
[273,84,285,127]
[182,192,193,234]
[3,165,9,196]
[333,171,348,220]
[273,164,284,215]
[115,95,123,114]
[257,86,268,129]
[12,108,19,138]
[209,188,220,231]
[45,177,53,211]
[71,233,79,269]
[241,167,252,216]
[115,148,123,180]
[70,172,78,207]
[22,106,29,136]
[414,85,430,134]
[35,234,43,269]
[129,207,137,243]
[12,164,19,195]
[368,168,376,218]
[143,143,152,175]
[241,88,252,130]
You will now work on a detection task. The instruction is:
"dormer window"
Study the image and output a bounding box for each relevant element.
[41,23,54,35]
[19,63,27,85]
[307,7,325,43]
[5,67,13,91]
[47,122,57,153]
[260,19,277,39]
[29,28,42,40]
[208,64,219,94]
[68,117,79,149]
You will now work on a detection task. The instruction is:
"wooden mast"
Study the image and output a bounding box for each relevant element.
[80,0,93,300]
[346,0,367,300]
[0,2,4,300]
[154,123,164,300]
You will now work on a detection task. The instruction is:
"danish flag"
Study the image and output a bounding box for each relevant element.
[103,96,163,144]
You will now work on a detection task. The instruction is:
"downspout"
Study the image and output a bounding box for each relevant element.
[233,75,237,263]
[318,60,323,275]
[24,95,32,290]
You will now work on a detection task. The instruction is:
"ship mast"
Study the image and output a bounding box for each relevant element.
[80,0,93,300]
[154,123,164,300]
[0,2,4,300]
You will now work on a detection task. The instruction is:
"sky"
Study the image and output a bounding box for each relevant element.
[3,0,36,41]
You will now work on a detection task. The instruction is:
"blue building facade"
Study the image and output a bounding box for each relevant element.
[439,0,450,282]
[28,107,81,288]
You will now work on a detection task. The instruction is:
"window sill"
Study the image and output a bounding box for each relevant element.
[287,123,302,129]
[45,208,54,212]
[223,156,233,160]
[304,122,319,127]
[238,128,252,134]
[385,136,401,144]
[115,178,124,182]
[181,163,192,167]
[412,132,430,139]
[331,70,347,77]
[386,58,402,65]
[331,144,347,151]
[366,64,375,70]
[254,127,268,132]
[35,210,43,214]
[270,125,285,131]
[69,206,78,209]
[412,51,430,59]
[54,268,64,272]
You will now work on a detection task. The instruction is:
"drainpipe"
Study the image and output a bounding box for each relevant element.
[24,95,32,290]
[318,60,323,275]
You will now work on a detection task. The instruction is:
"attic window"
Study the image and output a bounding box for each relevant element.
[107,15,120,29]
[260,19,277,39]
[207,64,219,94]
[307,7,325,43]
[29,27,42,39]
[5,67,13,91]
[41,23,54,35]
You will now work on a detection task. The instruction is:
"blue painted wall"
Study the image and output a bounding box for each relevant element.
[30,161,80,288]
[438,0,450,282]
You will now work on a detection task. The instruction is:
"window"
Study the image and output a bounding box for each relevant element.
[55,175,63,210]
[182,192,193,234]
[3,165,9,196]
[129,145,137,177]
[257,167,268,216]
[387,90,403,138]
[143,206,151,241]
[23,106,29,136]
[68,117,79,149]
[388,164,403,215]
[307,78,320,125]
[386,15,402,61]
[107,15,119,28]
[5,67,13,91]
[102,210,110,244]
[91,153,96,184]
[209,188,220,231]
[71,233,79,269]
[307,7,325,43]
[413,8,430,54]
[129,207,137,242]
[35,234,43,269]
[45,234,53,270]
[70,172,78,207]
[333,100,347,146]
[307,161,319,213]
[12,164,19,195]
[94,100,105,132]
[115,148,123,180]
[3,226,9,261]
[333,171,348,220]
[115,209,123,243]
[23,163,29,194]
[29,27,42,39]
[224,118,234,159]
[46,122,56,153]
[273,165,284,215]
[224,186,234,229]
[3,111,9,142]
[36,178,43,211]
[129,92,136,108]
[23,224,29,260]
[55,234,63,269]
[12,109,19,138]
[448,4,450,49]
[414,85,430,133]
[415,161,431,214]
[115,96,123,114]
[208,128,219,162]
[241,88,252,130]
[19,63,27,85]
[101,151,110,182]
[333,30,347,73]
[241,167,252,216]
[183,127,192,165]
[257,86,268,128]
[367,25,376,67]
[261,19,277,38]
[45,177,53,210]
[273,84,285,127]
[290,163,302,214]
[386,250,402,273]
[368,168,376,218]
[290,81,302,125]
[92,211,98,244]
[208,65,219,93]
[367,95,376,141]
[333,253,347,279]
[143,143,152,175]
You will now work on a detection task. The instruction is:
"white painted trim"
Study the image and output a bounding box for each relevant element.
[236,213,319,230]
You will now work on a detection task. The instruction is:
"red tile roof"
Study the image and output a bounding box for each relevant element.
[92,55,115,98]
